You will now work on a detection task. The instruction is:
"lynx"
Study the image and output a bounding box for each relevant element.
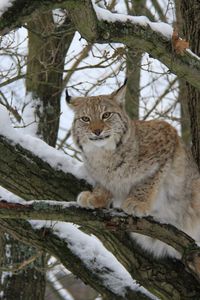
[66,81,200,260]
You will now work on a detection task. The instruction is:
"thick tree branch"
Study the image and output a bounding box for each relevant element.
[0,200,200,299]
[0,200,200,285]
[0,200,195,254]
[0,134,90,200]
[0,219,151,300]
[1,0,200,91]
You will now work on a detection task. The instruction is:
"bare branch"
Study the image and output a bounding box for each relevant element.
[1,1,200,90]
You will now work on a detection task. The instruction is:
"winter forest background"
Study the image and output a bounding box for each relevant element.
[0,0,200,299]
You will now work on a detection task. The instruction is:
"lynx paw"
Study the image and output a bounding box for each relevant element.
[77,191,109,209]
[77,191,94,208]
[121,197,150,217]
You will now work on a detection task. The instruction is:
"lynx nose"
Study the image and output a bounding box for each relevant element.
[93,129,102,136]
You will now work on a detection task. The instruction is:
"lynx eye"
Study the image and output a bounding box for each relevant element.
[102,112,112,120]
[80,116,90,123]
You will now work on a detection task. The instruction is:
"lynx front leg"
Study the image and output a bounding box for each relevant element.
[122,174,160,217]
[77,186,112,209]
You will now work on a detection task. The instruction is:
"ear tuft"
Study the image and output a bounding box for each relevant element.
[112,78,127,105]
[123,77,128,86]
[65,89,71,104]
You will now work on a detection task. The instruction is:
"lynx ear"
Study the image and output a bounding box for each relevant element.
[111,78,127,105]
[65,89,82,109]
[65,89,71,104]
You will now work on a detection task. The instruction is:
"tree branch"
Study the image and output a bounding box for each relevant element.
[0,134,90,200]
[0,199,200,299]
[0,200,196,255]
[0,219,151,300]
[1,0,200,90]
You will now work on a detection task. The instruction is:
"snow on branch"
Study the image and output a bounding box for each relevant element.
[31,221,155,299]
[1,0,200,89]
[0,105,91,200]
[92,0,173,39]
[0,198,200,285]
[0,0,14,17]
[0,217,153,300]
[0,106,87,181]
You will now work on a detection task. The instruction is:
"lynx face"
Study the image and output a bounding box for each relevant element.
[68,84,130,151]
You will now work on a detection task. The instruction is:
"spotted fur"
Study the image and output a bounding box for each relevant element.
[68,84,200,262]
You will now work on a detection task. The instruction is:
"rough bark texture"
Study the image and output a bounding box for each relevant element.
[179,79,191,145]
[175,1,191,145]
[125,1,146,120]
[181,1,200,170]
[0,202,200,299]
[0,233,46,300]
[125,49,141,119]
[26,10,74,146]
[0,135,90,200]
[0,11,76,300]
[0,202,198,257]
[0,218,151,300]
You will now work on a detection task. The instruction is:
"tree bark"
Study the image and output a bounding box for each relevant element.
[175,1,191,145]
[180,1,200,170]
[26,10,74,146]
[125,1,146,120]
[0,202,199,299]
[0,233,46,300]
[0,134,90,200]
[0,9,76,300]
[0,218,152,300]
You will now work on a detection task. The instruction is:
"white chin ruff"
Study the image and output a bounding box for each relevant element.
[92,136,116,149]
[84,136,116,151]
[91,138,110,147]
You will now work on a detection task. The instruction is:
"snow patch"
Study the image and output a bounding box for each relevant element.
[0,0,14,17]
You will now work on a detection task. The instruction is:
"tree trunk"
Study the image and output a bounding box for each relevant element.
[0,9,75,300]
[125,49,141,119]
[175,1,191,145]
[180,0,200,169]
[26,10,74,146]
[125,0,146,120]
[0,233,46,300]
